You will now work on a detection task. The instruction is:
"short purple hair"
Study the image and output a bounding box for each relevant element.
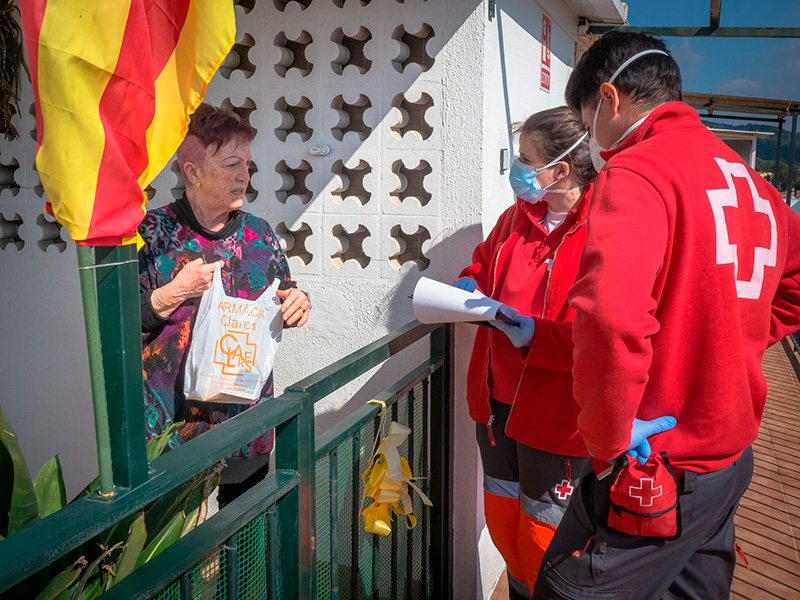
[177,104,255,174]
[185,103,255,152]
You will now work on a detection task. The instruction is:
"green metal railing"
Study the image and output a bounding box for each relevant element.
[0,310,453,599]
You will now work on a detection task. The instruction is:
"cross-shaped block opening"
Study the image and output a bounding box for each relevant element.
[331,94,372,141]
[273,0,312,12]
[391,24,435,73]
[274,31,314,78]
[332,0,372,6]
[29,103,36,142]
[36,213,67,253]
[390,159,432,207]
[144,184,156,202]
[0,212,24,250]
[246,160,259,203]
[234,0,255,13]
[276,221,314,266]
[219,34,256,79]
[276,160,313,204]
[31,161,43,197]
[391,93,434,141]
[0,158,20,196]
[331,224,371,269]
[275,96,314,142]
[221,97,258,135]
[331,26,372,75]
[170,160,186,200]
[332,159,372,206]
[389,224,430,270]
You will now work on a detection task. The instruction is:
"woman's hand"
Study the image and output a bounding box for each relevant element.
[276,288,310,327]
[151,258,221,318]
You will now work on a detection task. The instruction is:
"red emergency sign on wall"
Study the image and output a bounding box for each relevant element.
[541,13,551,92]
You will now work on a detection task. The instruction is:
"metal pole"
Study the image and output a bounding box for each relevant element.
[786,114,798,205]
[94,244,149,488]
[76,245,114,495]
[428,324,453,600]
[774,118,784,188]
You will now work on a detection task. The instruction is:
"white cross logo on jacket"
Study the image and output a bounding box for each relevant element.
[707,158,777,300]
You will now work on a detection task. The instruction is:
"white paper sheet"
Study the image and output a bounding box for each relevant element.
[411,277,518,324]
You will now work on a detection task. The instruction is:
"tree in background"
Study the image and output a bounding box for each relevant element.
[755,157,800,195]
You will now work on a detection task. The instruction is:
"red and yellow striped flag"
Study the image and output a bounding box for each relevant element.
[20,0,235,246]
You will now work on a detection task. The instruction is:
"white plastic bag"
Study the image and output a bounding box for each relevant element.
[184,264,283,403]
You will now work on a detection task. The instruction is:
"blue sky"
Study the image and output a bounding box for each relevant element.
[626,0,800,100]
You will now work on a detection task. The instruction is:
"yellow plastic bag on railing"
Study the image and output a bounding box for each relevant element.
[361,400,432,536]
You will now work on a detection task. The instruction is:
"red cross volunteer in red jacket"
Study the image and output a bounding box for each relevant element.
[533,32,800,600]
[455,107,596,598]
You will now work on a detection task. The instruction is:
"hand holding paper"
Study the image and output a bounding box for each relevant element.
[493,315,535,347]
[412,277,519,325]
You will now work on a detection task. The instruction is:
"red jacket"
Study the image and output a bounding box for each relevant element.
[460,188,592,456]
[569,102,800,473]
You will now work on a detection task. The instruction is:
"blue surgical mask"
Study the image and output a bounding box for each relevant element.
[509,131,588,203]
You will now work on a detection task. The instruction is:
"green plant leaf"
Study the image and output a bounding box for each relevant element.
[135,511,184,568]
[181,507,200,538]
[0,407,12,537]
[106,514,146,589]
[67,543,122,600]
[33,563,83,600]
[0,408,39,535]
[34,455,67,519]
[146,421,184,461]
[75,577,104,600]
[143,473,199,543]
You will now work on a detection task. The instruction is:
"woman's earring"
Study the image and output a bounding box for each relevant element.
[195,181,201,188]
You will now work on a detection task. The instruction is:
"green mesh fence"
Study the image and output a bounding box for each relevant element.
[154,581,180,600]
[152,378,435,600]
[153,512,269,600]
[314,381,433,600]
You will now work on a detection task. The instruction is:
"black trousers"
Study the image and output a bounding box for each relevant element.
[217,459,271,509]
[533,447,754,600]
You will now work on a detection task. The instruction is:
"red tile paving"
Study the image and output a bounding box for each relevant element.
[490,341,800,600]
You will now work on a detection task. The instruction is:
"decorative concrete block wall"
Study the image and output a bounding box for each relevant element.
[1,0,586,596]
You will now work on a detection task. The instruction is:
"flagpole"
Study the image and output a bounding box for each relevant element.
[76,245,115,495]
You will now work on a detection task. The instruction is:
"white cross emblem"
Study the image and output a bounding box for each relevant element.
[628,478,663,508]
[706,158,777,300]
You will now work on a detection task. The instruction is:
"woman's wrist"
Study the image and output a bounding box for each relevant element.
[150,283,183,318]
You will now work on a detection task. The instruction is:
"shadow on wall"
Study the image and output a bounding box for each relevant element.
[313,222,483,435]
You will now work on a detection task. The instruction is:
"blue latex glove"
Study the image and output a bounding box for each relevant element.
[627,416,676,464]
[453,277,478,293]
[492,315,535,348]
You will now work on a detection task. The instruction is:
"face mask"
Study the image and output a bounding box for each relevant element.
[589,49,669,171]
[509,132,588,203]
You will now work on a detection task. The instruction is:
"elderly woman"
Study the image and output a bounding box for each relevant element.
[455,107,595,597]
[138,103,309,506]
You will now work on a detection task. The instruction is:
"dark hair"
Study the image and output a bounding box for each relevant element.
[514,106,596,188]
[185,103,255,153]
[565,31,681,113]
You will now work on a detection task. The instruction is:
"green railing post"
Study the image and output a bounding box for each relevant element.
[93,245,149,489]
[429,324,453,599]
[76,244,148,494]
[276,391,316,600]
[76,245,114,495]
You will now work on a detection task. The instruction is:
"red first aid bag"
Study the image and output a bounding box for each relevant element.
[607,451,680,539]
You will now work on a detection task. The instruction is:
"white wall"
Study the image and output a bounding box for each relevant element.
[474,1,580,597]
[0,0,581,596]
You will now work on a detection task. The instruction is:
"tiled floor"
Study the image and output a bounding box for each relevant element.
[490,341,800,600]
[730,341,800,600]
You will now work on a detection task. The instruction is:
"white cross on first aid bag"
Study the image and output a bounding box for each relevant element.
[184,264,283,403]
